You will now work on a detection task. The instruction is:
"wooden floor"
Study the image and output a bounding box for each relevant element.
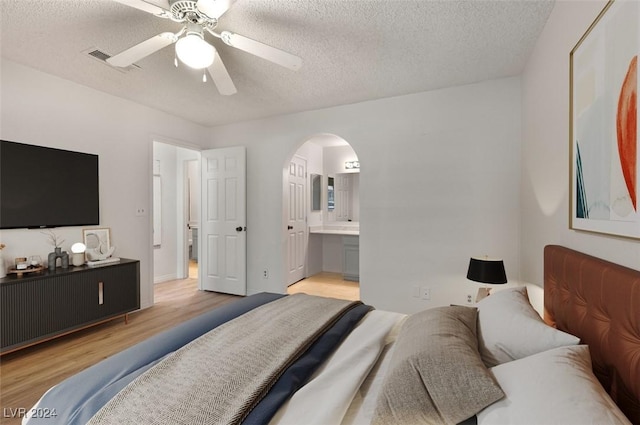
[0,266,357,424]
[287,272,360,301]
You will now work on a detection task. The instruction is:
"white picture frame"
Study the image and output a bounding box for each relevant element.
[83,228,111,254]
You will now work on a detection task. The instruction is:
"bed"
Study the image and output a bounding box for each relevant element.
[24,245,639,425]
[543,245,640,425]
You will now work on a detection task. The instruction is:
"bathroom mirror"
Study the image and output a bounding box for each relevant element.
[311,174,322,211]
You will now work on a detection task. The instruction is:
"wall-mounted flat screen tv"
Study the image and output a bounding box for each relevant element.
[0,140,99,229]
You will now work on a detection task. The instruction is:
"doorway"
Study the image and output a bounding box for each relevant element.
[152,141,201,285]
[284,134,360,297]
[186,159,199,280]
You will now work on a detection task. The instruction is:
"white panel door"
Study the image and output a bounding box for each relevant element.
[200,146,246,295]
[287,156,307,285]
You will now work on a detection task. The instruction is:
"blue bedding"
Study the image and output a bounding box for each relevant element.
[25,293,371,425]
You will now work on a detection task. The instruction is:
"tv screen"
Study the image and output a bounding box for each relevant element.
[0,140,99,229]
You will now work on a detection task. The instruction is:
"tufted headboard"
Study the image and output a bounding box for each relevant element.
[544,245,640,424]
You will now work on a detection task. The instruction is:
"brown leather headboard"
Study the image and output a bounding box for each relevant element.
[544,245,640,424]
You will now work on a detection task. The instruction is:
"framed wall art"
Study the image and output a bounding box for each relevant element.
[570,0,639,238]
[82,227,111,254]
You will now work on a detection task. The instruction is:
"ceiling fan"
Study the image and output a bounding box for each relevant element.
[108,0,303,95]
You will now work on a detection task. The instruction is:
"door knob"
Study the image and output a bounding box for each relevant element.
[287,225,293,230]
[236,226,244,232]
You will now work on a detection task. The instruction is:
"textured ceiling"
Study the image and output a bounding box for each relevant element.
[0,0,555,127]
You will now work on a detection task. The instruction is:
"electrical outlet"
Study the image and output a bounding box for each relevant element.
[263,269,269,279]
[135,207,147,216]
[467,294,473,304]
[421,287,431,300]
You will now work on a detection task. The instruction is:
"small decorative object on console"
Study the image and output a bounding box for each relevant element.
[15,257,28,270]
[83,228,115,261]
[6,254,45,278]
[42,230,69,271]
[71,242,86,266]
[47,247,69,271]
[87,257,121,267]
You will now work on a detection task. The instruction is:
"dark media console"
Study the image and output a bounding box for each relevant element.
[0,259,140,354]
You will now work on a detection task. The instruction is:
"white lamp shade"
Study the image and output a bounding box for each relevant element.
[176,34,215,69]
[71,242,86,254]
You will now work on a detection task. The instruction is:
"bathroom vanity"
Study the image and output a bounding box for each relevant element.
[309,223,359,281]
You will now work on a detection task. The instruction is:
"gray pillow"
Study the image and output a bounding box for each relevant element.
[372,306,504,425]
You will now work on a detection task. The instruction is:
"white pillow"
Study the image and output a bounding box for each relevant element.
[476,286,579,366]
[477,345,631,425]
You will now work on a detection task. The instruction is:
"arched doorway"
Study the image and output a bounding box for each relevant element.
[283,134,360,301]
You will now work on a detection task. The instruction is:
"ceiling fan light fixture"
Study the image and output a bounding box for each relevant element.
[175,33,215,69]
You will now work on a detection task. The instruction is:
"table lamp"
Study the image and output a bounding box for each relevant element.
[467,256,507,302]
[71,242,86,266]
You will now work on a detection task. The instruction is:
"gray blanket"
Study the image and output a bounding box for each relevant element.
[88,294,360,425]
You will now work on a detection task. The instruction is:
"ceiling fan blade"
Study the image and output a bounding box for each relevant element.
[107,32,177,67]
[220,31,302,71]
[111,0,171,18]
[196,0,235,19]
[207,50,237,95]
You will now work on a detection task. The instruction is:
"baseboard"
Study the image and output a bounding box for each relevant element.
[154,273,178,284]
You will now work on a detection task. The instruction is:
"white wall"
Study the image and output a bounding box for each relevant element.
[0,59,208,309]
[520,0,640,287]
[292,140,324,227]
[1,59,528,315]
[207,77,522,313]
